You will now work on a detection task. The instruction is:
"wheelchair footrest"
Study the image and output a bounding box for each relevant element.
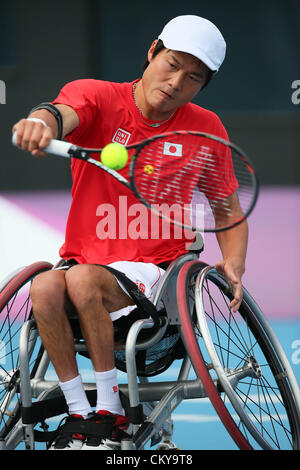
[57,418,114,439]
[34,413,131,444]
[21,389,131,424]
[21,389,134,443]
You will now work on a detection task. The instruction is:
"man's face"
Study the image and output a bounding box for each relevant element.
[141,41,210,118]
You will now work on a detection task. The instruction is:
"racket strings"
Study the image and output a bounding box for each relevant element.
[133,134,256,231]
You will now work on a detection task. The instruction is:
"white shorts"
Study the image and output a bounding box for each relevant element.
[56,259,165,322]
[107,261,165,321]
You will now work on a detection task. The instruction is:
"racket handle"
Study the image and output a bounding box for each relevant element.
[12,132,73,158]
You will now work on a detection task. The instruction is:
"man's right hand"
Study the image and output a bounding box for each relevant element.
[13,104,79,157]
[12,118,54,158]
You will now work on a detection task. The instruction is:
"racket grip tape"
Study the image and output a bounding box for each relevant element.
[12,132,73,158]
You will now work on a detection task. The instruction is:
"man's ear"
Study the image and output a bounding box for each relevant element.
[147,40,158,63]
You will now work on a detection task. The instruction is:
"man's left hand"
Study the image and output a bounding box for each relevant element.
[215,256,245,312]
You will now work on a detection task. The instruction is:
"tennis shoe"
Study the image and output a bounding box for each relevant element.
[81,410,130,450]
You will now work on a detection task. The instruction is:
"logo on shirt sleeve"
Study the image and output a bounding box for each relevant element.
[163,142,182,156]
[112,128,131,146]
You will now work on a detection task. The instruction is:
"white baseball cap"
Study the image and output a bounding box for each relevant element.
[158,15,226,72]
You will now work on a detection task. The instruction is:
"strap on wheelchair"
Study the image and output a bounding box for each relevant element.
[98,264,161,331]
[54,417,114,439]
[22,389,131,442]
[37,412,130,445]
[33,418,116,444]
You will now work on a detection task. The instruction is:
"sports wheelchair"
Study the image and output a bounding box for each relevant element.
[0,234,299,450]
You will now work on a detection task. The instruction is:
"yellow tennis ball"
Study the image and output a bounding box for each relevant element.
[101,143,128,170]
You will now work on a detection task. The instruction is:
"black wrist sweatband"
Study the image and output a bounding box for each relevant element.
[29,102,63,140]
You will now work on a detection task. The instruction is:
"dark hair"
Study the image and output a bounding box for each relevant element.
[142,39,213,90]
[142,39,165,71]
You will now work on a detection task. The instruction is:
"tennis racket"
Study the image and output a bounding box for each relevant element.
[12,130,259,233]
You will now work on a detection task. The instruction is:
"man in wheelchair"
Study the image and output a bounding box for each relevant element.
[12,16,248,450]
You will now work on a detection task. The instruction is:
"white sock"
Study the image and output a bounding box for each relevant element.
[59,375,93,418]
[94,368,125,416]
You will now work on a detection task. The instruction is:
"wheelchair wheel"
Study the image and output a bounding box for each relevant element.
[0,262,52,441]
[177,260,252,450]
[177,260,300,450]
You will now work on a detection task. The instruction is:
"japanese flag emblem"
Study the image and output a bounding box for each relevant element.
[163,142,182,156]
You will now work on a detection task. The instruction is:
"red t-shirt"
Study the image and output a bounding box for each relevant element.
[53,79,235,265]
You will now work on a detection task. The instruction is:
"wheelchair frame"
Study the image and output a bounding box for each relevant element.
[17,251,205,451]
[0,234,299,451]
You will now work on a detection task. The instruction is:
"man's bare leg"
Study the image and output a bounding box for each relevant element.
[64,264,135,416]
[30,269,95,419]
[64,264,135,373]
[31,264,135,418]
[30,269,79,382]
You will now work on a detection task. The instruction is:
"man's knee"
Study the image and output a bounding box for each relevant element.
[30,270,67,316]
[65,264,108,306]
[65,264,135,314]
